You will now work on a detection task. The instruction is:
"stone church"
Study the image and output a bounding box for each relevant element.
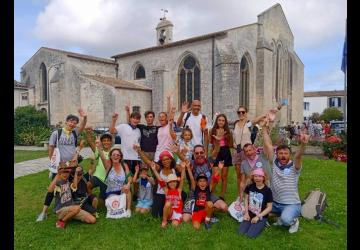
[18,4,303,127]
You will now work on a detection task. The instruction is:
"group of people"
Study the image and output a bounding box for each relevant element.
[36,98,310,238]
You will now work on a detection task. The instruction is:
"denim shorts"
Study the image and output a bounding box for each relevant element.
[136,199,153,209]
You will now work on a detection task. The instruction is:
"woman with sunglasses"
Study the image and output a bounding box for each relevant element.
[96,138,133,218]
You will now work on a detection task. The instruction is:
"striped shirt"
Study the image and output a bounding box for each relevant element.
[270,156,301,204]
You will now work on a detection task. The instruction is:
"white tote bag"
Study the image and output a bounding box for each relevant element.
[105,194,127,219]
[228,199,245,222]
[48,132,60,174]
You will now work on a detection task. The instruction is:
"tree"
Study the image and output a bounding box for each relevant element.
[320,107,343,122]
[310,112,321,123]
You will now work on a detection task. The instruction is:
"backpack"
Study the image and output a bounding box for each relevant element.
[57,128,78,147]
[301,189,339,228]
[183,112,207,130]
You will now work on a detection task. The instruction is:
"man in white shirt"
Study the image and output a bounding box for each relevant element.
[176,100,209,154]
[109,112,141,175]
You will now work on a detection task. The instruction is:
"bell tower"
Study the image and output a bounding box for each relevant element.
[156,9,173,46]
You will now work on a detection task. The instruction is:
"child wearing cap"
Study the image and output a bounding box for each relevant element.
[238,168,273,238]
[187,162,214,231]
[150,160,186,228]
[133,164,155,214]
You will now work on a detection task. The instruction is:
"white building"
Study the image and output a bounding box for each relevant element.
[303,90,345,121]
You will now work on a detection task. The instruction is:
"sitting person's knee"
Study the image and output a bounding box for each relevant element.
[281,214,296,226]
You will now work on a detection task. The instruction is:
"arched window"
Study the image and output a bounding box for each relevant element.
[240,56,249,107]
[134,65,145,79]
[275,44,281,101]
[40,63,47,101]
[179,55,200,104]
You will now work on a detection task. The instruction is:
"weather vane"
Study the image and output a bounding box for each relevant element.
[160,9,168,20]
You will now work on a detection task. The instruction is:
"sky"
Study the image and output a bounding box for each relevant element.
[14,0,347,92]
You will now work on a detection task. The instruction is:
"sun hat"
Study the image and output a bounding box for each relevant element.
[166,174,179,183]
[251,168,265,177]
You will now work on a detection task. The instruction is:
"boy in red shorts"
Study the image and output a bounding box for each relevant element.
[189,172,214,230]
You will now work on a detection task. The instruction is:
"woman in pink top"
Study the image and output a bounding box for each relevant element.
[154,106,177,162]
[210,114,234,201]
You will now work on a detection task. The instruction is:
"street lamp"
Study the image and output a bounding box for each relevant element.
[47,62,64,127]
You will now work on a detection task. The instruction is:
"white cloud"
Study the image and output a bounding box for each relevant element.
[305,68,345,91]
[33,0,346,57]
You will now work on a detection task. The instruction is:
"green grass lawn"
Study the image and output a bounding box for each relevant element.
[14,150,48,163]
[14,156,346,250]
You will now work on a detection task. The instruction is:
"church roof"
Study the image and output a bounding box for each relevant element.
[22,47,116,67]
[156,18,174,29]
[304,90,345,97]
[14,80,30,89]
[112,31,227,59]
[81,74,152,91]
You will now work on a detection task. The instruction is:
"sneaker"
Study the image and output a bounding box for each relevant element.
[36,212,47,222]
[204,222,212,230]
[56,220,66,229]
[210,216,219,224]
[273,217,283,226]
[289,218,299,233]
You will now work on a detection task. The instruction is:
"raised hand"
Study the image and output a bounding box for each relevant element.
[180,161,187,170]
[135,164,140,173]
[95,135,102,149]
[181,101,190,113]
[169,143,180,154]
[299,132,310,144]
[133,144,141,152]
[85,126,93,134]
[78,108,87,117]
[125,105,130,113]
[112,112,119,120]
[212,128,225,141]
[150,162,156,170]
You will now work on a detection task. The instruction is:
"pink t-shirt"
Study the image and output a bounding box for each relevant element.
[154,124,174,162]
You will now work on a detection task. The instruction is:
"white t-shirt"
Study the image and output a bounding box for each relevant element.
[115,124,141,160]
[182,112,209,146]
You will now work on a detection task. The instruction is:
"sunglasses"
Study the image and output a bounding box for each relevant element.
[237,111,246,115]
[194,151,205,155]
[112,154,122,157]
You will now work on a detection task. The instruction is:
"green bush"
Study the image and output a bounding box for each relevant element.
[14,106,51,146]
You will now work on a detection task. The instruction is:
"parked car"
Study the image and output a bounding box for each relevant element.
[330,121,346,134]
[93,127,121,144]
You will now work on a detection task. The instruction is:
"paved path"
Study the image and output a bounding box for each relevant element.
[14,147,94,179]
[14,146,47,151]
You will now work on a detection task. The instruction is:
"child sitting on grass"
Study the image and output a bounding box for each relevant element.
[133,164,155,214]
[238,168,272,238]
[150,161,186,228]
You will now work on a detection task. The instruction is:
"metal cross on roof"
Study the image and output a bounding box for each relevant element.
[160,9,168,19]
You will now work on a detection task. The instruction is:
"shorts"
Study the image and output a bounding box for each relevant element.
[136,199,153,209]
[192,209,207,222]
[210,194,220,204]
[90,176,107,200]
[232,150,247,165]
[124,160,142,175]
[214,146,232,167]
[170,210,183,222]
[183,199,195,214]
[56,206,91,222]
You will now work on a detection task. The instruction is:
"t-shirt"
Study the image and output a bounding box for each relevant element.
[72,178,87,201]
[54,179,75,211]
[244,183,273,218]
[115,124,141,160]
[154,124,174,162]
[137,124,159,153]
[270,156,301,204]
[156,169,176,195]
[191,159,213,185]
[165,189,183,214]
[241,152,272,179]
[138,178,153,201]
[182,113,210,146]
[49,128,79,162]
[176,138,194,164]
[193,186,211,212]
[93,148,109,182]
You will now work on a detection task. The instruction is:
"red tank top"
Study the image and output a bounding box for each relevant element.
[165,189,183,213]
